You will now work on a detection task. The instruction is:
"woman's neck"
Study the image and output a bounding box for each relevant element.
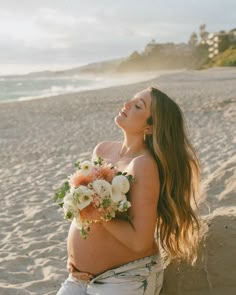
[119,135,147,158]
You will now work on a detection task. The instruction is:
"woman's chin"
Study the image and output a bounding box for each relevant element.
[114,115,124,127]
[114,114,121,122]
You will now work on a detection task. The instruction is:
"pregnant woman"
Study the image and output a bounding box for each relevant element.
[57,87,200,295]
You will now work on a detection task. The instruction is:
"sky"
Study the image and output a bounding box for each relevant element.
[0,0,235,75]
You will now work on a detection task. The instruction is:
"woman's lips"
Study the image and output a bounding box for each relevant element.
[120,109,127,117]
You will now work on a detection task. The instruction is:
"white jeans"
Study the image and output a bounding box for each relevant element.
[57,254,164,295]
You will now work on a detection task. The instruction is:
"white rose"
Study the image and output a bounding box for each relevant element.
[73,186,89,198]
[92,179,111,198]
[64,192,74,209]
[63,192,75,218]
[118,200,131,212]
[78,194,93,210]
[74,186,94,210]
[64,191,73,203]
[111,186,127,202]
[112,175,130,194]
[69,186,75,194]
[80,160,93,175]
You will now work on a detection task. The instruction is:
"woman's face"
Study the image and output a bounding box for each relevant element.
[115,88,152,134]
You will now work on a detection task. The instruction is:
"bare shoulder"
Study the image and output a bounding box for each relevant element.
[129,154,159,184]
[128,154,160,204]
[132,154,158,173]
[92,141,121,160]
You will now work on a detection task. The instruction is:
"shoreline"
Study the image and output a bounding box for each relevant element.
[0,69,184,104]
[1,67,236,294]
[1,66,234,105]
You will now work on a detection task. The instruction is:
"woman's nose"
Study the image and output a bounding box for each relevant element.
[124,101,131,109]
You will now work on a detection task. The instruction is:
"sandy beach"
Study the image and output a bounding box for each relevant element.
[0,67,236,295]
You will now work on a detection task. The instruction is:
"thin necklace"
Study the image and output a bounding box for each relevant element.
[119,148,145,159]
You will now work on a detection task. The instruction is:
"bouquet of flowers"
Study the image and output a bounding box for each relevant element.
[54,157,133,239]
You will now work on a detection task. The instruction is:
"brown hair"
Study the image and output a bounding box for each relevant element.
[146,87,201,264]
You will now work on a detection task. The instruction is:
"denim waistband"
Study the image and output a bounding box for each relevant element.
[89,253,162,284]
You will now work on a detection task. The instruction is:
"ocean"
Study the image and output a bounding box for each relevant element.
[0,71,170,103]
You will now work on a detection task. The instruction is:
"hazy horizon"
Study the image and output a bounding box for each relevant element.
[1,0,235,75]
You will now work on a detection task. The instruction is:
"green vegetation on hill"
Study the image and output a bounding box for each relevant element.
[115,44,209,72]
[115,25,236,72]
[202,46,236,68]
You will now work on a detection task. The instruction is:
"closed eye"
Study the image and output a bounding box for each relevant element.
[135,104,141,109]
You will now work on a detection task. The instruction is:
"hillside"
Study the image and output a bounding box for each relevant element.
[0,58,124,79]
[202,46,236,68]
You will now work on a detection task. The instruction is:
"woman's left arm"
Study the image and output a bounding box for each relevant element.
[102,156,160,253]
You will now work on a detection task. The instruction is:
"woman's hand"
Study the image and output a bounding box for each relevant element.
[67,258,94,282]
[67,257,76,273]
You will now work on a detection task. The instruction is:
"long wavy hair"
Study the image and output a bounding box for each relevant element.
[146,87,201,264]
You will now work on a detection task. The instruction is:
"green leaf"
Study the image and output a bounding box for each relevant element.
[66,211,73,219]
[74,161,81,169]
[53,181,70,203]
[80,227,88,239]
[126,175,134,182]
[58,202,64,208]
[101,198,111,208]
[93,156,104,166]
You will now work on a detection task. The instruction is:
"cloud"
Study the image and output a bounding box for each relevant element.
[0,0,235,71]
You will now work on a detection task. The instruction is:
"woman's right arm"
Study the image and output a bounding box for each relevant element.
[101,156,160,253]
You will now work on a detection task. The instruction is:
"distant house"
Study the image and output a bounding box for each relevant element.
[228,28,236,42]
[143,39,157,55]
[206,29,236,59]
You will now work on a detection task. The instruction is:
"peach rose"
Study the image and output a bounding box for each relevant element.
[69,171,95,187]
[95,164,118,182]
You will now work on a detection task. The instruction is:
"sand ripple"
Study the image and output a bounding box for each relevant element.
[1,68,236,294]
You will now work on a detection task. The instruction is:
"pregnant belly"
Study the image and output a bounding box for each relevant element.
[67,220,158,275]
